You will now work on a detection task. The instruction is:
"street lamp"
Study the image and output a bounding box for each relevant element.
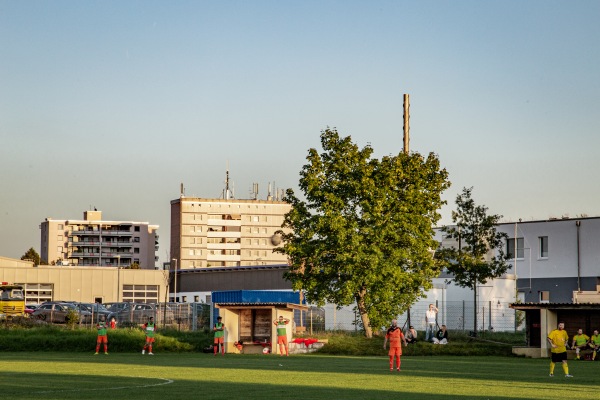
[172,258,178,303]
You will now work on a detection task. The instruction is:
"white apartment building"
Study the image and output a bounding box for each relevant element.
[40,210,159,269]
[170,196,291,270]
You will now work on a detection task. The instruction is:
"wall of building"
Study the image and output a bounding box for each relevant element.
[496,217,600,303]
[0,260,167,304]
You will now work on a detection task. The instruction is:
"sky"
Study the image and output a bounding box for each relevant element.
[1,1,599,265]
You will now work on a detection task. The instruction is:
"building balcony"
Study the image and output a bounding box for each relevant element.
[206,254,241,262]
[206,231,241,238]
[207,219,242,227]
[207,243,241,250]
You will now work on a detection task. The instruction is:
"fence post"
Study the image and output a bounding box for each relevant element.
[310,308,313,335]
[488,301,492,331]
[462,300,465,331]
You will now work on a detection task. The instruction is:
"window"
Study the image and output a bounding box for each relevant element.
[253,216,259,222]
[539,236,548,258]
[134,248,140,254]
[134,226,140,232]
[539,291,550,303]
[58,224,63,230]
[507,238,524,259]
[133,237,140,243]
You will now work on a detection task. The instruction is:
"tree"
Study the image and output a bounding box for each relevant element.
[21,247,41,266]
[436,187,509,336]
[277,129,450,338]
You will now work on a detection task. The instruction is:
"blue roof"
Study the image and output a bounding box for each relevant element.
[212,290,304,305]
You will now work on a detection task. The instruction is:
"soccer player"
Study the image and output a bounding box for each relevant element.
[95,316,109,355]
[383,319,407,371]
[571,328,590,360]
[589,329,600,361]
[213,316,225,356]
[110,317,117,329]
[547,321,572,377]
[273,315,290,356]
[142,316,155,355]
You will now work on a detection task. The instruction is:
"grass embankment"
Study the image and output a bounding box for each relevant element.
[0,320,212,352]
[1,319,524,356]
[314,330,525,357]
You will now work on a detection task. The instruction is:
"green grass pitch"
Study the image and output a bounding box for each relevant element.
[1,353,598,400]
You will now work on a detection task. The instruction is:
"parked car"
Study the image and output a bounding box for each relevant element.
[76,303,111,320]
[25,304,39,315]
[106,303,157,324]
[33,302,92,323]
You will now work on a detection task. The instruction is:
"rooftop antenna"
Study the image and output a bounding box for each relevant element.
[222,161,234,199]
[180,182,185,197]
[251,183,259,200]
[403,93,410,154]
[267,182,273,201]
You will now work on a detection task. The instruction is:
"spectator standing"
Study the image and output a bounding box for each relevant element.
[425,304,438,342]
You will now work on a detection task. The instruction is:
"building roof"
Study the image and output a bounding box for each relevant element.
[178,264,288,274]
[214,302,308,311]
[510,302,600,310]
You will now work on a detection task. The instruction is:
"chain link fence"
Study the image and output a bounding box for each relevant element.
[293,301,523,334]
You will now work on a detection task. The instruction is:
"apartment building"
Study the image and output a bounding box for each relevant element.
[40,210,159,269]
[170,196,291,270]
[495,216,600,304]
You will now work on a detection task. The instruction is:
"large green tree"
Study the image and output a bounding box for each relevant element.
[21,247,41,266]
[277,129,450,338]
[436,187,509,335]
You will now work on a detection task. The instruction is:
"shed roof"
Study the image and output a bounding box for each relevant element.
[510,302,600,311]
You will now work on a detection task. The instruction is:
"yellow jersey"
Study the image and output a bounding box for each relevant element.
[548,329,569,353]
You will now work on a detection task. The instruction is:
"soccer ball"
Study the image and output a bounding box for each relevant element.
[262,347,270,354]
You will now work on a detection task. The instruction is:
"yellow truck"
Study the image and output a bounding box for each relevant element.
[0,282,26,319]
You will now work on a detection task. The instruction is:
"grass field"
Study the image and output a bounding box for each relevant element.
[1,352,598,400]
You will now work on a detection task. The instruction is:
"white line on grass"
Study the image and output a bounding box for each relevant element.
[34,377,174,394]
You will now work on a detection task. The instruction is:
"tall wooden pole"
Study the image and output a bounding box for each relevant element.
[403,94,410,154]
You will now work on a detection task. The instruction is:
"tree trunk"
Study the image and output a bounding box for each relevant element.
[356,288,372,338]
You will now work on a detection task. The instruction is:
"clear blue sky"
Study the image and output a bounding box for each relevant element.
[1,1,599,264]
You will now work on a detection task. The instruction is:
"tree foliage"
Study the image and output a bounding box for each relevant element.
[276,129,450,337]
[21,247,41,266]
[436,187,509,334]
[437,187,509,288]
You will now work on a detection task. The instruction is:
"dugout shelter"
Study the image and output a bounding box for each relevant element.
[211,290,308,354]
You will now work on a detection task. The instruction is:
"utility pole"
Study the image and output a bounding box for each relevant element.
[403,94,410,154]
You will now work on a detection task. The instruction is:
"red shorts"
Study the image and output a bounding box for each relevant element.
[388,347,402,357]
[214,337,224,344]
[277,336,288,345]
[97,335,108,344]
[145,337,155,344]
